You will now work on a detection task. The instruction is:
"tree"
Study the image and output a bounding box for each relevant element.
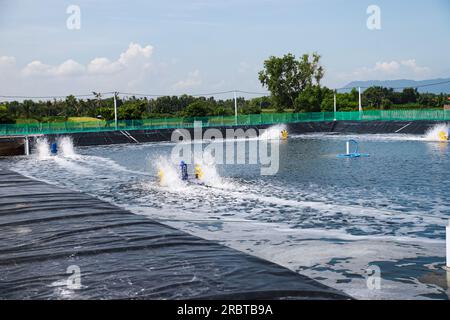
[363,86,393,109]
[184,101,213,117]
[294,86,320,112]
[118,100,145,120]
[381,98,392,110]
[259,53,324,112]
[401,88,418,104]
[22,100,35,118]
[97,107,114,120]
[0,105,14,124]
[214,106,233,116]
[241,98,263,114]
[65,95,78,116]
[252,96,272,109]
[418,93,436,108]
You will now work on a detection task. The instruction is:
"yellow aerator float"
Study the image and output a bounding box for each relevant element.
[157,169,165,185]
[157,162,205,187]
[194,164,204,180]
[438,131,448,141]
[281,129,288,140]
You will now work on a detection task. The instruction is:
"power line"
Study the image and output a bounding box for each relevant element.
[392,79,450,90]
[119,90,242,98]
[1,79,449,100]
[335,79,450,92]
[0,90,266,100]
[0,92,115,99]
[187,90,235,97]
[236,90,270,96]
[118,92,166,98]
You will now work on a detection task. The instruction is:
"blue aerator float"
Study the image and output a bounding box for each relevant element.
[180,161,188,181]
[337,139,370,158]
[50,142,58,155]
[158,161,206,186]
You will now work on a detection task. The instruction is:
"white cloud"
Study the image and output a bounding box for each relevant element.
[0,43,162,96]
[19,43,154,78]
[22,60,52,76]
[54,59,85,76]
[87,57,123,75]
[373,61,400,73]
[21,59,85,77]
[172,69,202,90]
[118,42,153,65]
[0,56,16,68]
[400,59,430,75]
[86,43,154,76]
[341,59,432,81]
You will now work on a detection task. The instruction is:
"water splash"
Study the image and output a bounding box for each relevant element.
[35,138,51,159]
[194,152,233,189]
[424,123,449,141]
[58,136,76,157]
[259,124,287,140]
[154,156,186,191]
[155,153,234,191]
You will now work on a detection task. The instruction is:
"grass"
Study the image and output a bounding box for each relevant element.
[14,117,103,125]
[261,108,294,113]
[15,118,39,124]
[67,117,104,123]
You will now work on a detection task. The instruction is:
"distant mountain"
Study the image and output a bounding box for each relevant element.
[344,78,450,94]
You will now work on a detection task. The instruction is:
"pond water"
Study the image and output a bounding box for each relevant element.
[6,125,450,299]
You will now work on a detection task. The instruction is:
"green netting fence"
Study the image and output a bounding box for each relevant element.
[1,109,450,136]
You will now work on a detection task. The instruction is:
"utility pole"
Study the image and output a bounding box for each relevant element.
[114,92,118,130]
[24,136,29,156]
[234,90,238,125]
[358,87,362,112]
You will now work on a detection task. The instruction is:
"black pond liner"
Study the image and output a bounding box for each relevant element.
[35,120,445,148]
[0,169,351,300]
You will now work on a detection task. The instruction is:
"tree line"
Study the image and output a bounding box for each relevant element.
[0,94,270,124]
[258,53,448,112]
[1,53,448,124]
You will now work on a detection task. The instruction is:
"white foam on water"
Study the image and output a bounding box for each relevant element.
[289,132,424,142]
[424,123,449,142]
[151,151,238,192]
[53,156,94,175]
[30,137,93,175]
[211,186,447,226]
[157,213,445,300]
[194,151,236,190]
[154,156,188,191]
[73,155,151,176]
[289,124,450,143]
[259,124,287,140]
[8,136,450,300]
[35,137,51,159]
[58,136,76,157]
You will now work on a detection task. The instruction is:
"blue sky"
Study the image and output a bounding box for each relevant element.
[0,0,449,98]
